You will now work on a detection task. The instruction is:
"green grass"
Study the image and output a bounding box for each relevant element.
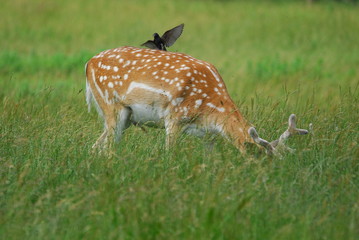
[1,0,358,239]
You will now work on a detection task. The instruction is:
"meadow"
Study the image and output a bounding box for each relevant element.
[0,0,358,239]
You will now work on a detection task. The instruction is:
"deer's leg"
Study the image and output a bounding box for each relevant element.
[165,119,181,150]
[114,107,132,143]
[92,107,117,150]
[92,131,107,149]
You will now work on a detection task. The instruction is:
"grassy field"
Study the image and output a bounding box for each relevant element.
[1,0,358,239]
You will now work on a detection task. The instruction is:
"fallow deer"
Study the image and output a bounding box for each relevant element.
[85,46,309,155]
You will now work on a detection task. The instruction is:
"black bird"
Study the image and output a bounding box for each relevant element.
[141,24,184,51]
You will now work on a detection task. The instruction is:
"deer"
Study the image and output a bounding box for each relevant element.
[85,46,309,156]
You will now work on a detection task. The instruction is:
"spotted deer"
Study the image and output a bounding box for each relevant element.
[85,46,309,155]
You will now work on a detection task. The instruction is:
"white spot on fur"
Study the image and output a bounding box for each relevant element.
[194,99,203,109]
[123,60,131,67]
[171,97,184,106]
[207,103,225,112]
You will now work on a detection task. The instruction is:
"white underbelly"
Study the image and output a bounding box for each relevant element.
[183,124,207,138]
[129,104,166,127]
[183,123,225,139]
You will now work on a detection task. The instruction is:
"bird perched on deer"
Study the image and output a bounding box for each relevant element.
[85,46,309,156]
[141,24,184,51]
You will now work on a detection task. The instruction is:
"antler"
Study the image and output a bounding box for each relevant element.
[249,114,309,156]
[248,127,276,154]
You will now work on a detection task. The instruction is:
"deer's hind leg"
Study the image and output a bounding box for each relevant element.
[92,104,133,150]
[164,117,182,150]
[114,106,132,143]
[92,106,118,150]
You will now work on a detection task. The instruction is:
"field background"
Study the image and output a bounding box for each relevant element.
[1,0,358,239]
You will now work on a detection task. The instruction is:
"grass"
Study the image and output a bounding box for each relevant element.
[1,0,358,239]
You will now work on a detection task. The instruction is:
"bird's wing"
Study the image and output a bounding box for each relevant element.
[161,23,184,47]
[141,40,159,49]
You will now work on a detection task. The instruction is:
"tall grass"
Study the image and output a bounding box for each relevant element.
[1,0,358,239]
